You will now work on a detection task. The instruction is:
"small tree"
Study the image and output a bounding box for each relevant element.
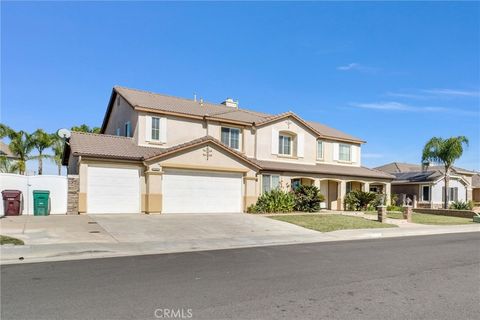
[51,135,65,175]
[422,136,469,209]
[2,128,34,175]
[71,124,100,133]
[293,185,324,212]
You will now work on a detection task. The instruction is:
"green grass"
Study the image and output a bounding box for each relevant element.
[269,214,397,232]
[0,235,24,245]
[364,211,474,225]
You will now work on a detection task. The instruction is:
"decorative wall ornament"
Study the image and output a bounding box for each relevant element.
[203,146,213,160]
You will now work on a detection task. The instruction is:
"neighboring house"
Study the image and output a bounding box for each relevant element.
[0,141,17,160]
[375,162,476,208]
[472,174,480,203]
[62,86,393,214]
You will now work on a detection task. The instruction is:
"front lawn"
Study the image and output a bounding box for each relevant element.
[269,214,397,232]
[364,211,474,225]
[0,235,24,245]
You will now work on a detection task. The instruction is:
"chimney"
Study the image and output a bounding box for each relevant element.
[221,98,238,108]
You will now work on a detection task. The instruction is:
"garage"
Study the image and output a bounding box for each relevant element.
[162,169,243,213]
[87,166,141,214]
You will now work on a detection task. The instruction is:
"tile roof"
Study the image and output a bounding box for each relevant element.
[255,160,394,180]
[375,162,477,176]
[113,86,364,143]
[0,141,16,158]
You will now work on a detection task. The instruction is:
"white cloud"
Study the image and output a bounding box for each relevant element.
[337,63,377,73]
[349,101,477,115]
[421,88,480,97]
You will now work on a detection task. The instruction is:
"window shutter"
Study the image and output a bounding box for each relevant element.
[333,143,339,161]
[271,128,278,155]
[145,115,152,142]
[160,117,167,143]
[351,145,357,163]
[297,132,304,158]
[454,187,458,202]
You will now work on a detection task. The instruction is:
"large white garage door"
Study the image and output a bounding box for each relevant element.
[87,166,140,214]
[163,169,242,213]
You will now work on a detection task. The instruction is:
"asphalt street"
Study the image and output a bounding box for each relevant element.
[2,232,479,320]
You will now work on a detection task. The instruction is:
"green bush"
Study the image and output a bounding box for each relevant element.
[450,201,474,210]
[344,190,378,211]
[248,188,295,213]
[293,185,325,212]
[387,205,402,212]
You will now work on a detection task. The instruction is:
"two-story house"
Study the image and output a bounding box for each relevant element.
[63,86,393,214]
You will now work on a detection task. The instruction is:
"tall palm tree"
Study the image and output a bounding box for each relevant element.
[6,130,34,175]
[32,129,55,175]
[51,135,64,175]
[422,136,469,209]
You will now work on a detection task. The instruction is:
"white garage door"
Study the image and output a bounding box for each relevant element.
[87,166,140,214]
[163,169,242,213]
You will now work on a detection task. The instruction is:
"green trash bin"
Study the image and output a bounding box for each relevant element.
[33,190,50,216]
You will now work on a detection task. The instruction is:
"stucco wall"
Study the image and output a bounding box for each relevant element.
[255,117,361,166]
[431,178,467,204]
[104,95,138,138]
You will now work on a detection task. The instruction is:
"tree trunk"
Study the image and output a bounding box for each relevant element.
[443,166,450,209]
[38,154,43,175]
[57,164,62,175]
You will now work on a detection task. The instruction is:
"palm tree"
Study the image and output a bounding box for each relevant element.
[71,124,100,133]
[6,130,34,175]
[32,129,55,175]
[422,136,469,209]
[51,135,64,175]
[0,156,19,173]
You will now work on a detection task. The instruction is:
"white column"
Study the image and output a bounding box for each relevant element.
[385,183,391,206]
[339,180,347,210]
[363,182,370,192]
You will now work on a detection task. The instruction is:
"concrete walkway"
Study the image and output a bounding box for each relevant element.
[1,213,478,265]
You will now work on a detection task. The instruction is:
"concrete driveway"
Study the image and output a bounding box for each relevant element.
[0,213,319,246]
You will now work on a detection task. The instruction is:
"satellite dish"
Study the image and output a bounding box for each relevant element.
[57,128,71,139]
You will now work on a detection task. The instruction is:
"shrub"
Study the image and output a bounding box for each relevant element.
[293,185,325,212]
[249,188,295,213]
[387,205,402,212]
[344,190,378,211]
[450,201,474,210]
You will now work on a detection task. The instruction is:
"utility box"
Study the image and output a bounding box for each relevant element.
[2,190,23,216]
[33,190,50,216]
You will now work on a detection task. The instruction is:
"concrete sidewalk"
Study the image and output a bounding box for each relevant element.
[1,213,478,264]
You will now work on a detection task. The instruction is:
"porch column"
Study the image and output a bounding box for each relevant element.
[363,182,370,192]
[385,183,391,206]
[339,180,347,210]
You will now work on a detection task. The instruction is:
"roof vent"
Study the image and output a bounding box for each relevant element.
[221,98,238,108]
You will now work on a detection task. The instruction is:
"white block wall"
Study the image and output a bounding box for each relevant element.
[0,174,67,216]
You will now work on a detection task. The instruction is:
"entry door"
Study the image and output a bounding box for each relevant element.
[163,169,242,213]
[87,166,140,214]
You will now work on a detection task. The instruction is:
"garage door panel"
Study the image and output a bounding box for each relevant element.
[87,166,140,214]
[163,170,242,214]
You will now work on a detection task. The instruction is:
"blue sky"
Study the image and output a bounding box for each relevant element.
[2,1,479,174]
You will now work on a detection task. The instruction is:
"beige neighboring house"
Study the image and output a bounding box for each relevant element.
[62,86,393,214]
[0,141,17,160]
[472,174,480,204]
[375,162,476,208]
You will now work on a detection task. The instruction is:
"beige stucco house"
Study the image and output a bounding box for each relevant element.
[63,86,393,214]
[375,162,476,208]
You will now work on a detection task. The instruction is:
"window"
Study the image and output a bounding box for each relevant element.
[442,187,458,202]
[151,117,160,141]
[115,128,120,136]
[221,127,240,150]
[421,185,430,202]
[279,134,292,155]
[291,178,301,190]
[370,186,379,193]
[339,144,351,162]
[317,141,324,160]
[125,121,131,137]
[262,175,280,193]
[346,182,352,193]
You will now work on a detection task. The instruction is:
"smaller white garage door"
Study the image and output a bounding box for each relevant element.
[87,166,140,214]
[163,170,242,214]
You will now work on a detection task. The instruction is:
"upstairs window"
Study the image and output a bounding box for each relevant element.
[339,144,351,162]
[151,117,160,141]
[125,121,131,137]
[221,127,240,150]
[279,134,292,155]
[317,140,324,160]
